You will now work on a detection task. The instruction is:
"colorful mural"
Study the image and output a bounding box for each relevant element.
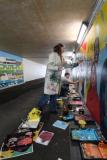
[80,0,107,138]
[0,51,24,89]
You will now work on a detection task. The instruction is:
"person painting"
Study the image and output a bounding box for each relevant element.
[44,43,82,113]
[60,72,79,97]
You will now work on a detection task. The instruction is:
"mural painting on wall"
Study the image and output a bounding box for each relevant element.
[0,51,24,89]
[90,37,100,87]
[80,0,107,135]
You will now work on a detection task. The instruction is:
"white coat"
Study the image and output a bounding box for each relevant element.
[44,52,79,95]
[44,52,63,95]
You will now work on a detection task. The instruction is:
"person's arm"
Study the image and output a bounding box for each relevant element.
[68,79,79,84]
[63,58,83,69]
[63,77,79,84]
[72,80,79,84]
[70,59,83,68]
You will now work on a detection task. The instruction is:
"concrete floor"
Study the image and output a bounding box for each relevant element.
[0,85,82,160]
[0,86,43,145]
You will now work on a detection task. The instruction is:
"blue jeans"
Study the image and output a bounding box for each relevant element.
[49,95,58,112]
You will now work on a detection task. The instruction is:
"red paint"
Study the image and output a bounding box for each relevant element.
[86,86,101,124]
[81,42,87,52]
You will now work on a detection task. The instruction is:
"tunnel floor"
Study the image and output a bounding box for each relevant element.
[0,85,82,160]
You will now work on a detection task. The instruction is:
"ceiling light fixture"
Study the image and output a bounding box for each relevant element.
[76,21,88,45]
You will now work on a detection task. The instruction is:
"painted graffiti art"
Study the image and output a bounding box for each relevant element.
[0,51,24,89]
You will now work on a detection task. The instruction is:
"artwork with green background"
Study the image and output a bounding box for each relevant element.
[0,51,24,89]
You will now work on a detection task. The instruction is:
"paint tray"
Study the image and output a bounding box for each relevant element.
[62,113,74,121]
[35,130,54,146]
[75,115,94,123]
[80,142,102,159]
[71,128,101,141]
[69,100,83,106]
[80,142,107,159]
[98,142,107,159]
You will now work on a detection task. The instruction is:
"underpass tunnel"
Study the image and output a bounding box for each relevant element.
[0,0,107,160]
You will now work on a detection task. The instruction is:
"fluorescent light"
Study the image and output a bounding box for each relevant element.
[77,22,87,44]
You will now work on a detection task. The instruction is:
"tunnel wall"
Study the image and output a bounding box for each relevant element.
[0,51,46,90]
[23,58,46,82]
[80,1,107,137]
[0,78,44,104]
[0,52,46,103]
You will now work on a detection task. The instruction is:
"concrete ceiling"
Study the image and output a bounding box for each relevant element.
[0,0,97,63]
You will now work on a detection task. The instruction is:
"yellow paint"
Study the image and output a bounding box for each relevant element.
[33,122,44,141]
[56,99,64,106]
[0,150,13,158]
[78,120,86,128]
[28,108,41,121]
[83,0,107,57]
